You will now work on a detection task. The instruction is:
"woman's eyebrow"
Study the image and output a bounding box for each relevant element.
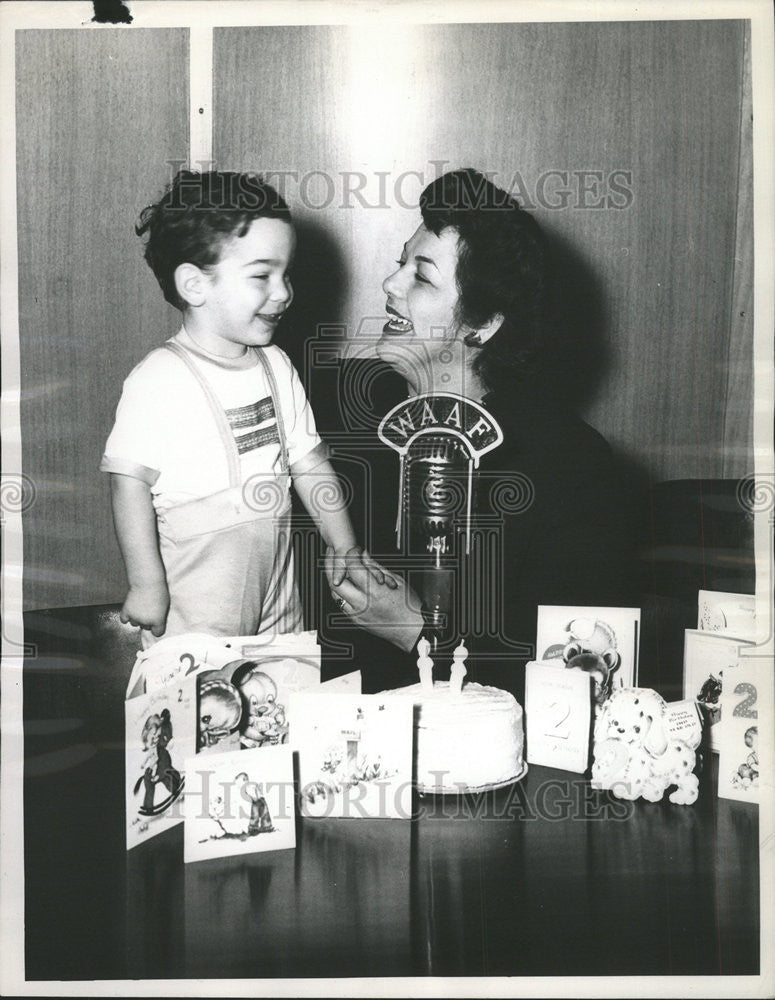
[414,254,439,270]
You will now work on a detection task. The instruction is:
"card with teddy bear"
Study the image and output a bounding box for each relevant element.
[536,606,640,700]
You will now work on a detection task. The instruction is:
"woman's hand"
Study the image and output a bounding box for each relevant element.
[120,582,170,637]
[327,545,399,590]
[325,549,423,652]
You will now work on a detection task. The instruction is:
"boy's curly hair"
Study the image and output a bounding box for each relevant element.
[136,170,291,309]
[419,168,548,392]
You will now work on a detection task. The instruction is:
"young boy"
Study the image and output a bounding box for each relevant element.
[101,169,374,646]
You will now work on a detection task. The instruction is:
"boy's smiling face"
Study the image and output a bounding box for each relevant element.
[194,217,295,356]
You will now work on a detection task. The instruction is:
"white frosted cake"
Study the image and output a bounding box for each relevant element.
[382,680,526,794]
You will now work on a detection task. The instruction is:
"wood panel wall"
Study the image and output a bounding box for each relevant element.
[17,29,188,611]
[15,20,752,610]
[214,20,752,484]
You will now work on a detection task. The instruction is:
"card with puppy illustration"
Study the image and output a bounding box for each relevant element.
[683,630,755,751]
[291,693,413,819]
[591,687,700,805]
[717,660,762,804]
[536,605,640,696]
[184,745,296,862]
[125,676,196,849]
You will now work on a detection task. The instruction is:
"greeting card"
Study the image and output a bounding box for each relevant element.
[591,687,699,805]
[124,631,321,853]
[195,632,322,752]
[291,692,413,819]
[525,660,593,773]
[536,605,640,697]
[126,633,236,698]
[717,659,762,804]
[125,676,196,849]
[184,745,296,862]
[319,670,362,693]
[697,590,756,638]
[683,630,755,750]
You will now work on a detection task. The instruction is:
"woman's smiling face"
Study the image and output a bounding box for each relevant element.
[378,224,463,382]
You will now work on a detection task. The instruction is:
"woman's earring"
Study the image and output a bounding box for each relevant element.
[463,332,481,347]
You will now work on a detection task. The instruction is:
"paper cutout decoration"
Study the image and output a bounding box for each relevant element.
[591,687,699,804]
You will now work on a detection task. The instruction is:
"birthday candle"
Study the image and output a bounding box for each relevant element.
[417,636,434,692]
[450,641,468,696]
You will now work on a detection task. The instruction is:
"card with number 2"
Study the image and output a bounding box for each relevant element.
[717,658,762,803]
[525,661,593,773]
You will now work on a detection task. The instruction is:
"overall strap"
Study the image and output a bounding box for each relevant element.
[162,341,241,489]
[255,348,290,473]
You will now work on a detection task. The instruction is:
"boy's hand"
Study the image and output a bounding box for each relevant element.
[327,545,398,590]
[120,582,170,637]
[325,550,423,652]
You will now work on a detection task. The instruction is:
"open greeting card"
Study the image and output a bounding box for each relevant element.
[292,692,413,819]
[536,605,640,695]
[184,745,296,862]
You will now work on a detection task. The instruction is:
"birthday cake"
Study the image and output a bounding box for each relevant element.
[383,679,526,794]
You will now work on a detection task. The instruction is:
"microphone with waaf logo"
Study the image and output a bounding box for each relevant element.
[378,393,503,652]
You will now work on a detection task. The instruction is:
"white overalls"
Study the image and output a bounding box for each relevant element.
[142,341,303,648]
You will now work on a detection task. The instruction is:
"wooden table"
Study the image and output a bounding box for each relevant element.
[22,607,760,982]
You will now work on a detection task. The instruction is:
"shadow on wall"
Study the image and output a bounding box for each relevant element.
[545,230,611,416]
[280,215,348,377]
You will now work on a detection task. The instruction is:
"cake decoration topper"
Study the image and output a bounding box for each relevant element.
[377,393,504,554]
[449,641,468,697]
[417,636,434,692]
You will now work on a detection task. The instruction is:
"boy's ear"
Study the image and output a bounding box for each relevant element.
[174,263,208,307]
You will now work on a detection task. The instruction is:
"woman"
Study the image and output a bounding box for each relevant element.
[327,169,632,698]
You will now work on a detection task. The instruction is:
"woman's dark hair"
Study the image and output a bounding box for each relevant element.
[419,168,548,392]
[136,170,292,309]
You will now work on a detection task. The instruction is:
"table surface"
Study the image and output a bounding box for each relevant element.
[22,609,761,982]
